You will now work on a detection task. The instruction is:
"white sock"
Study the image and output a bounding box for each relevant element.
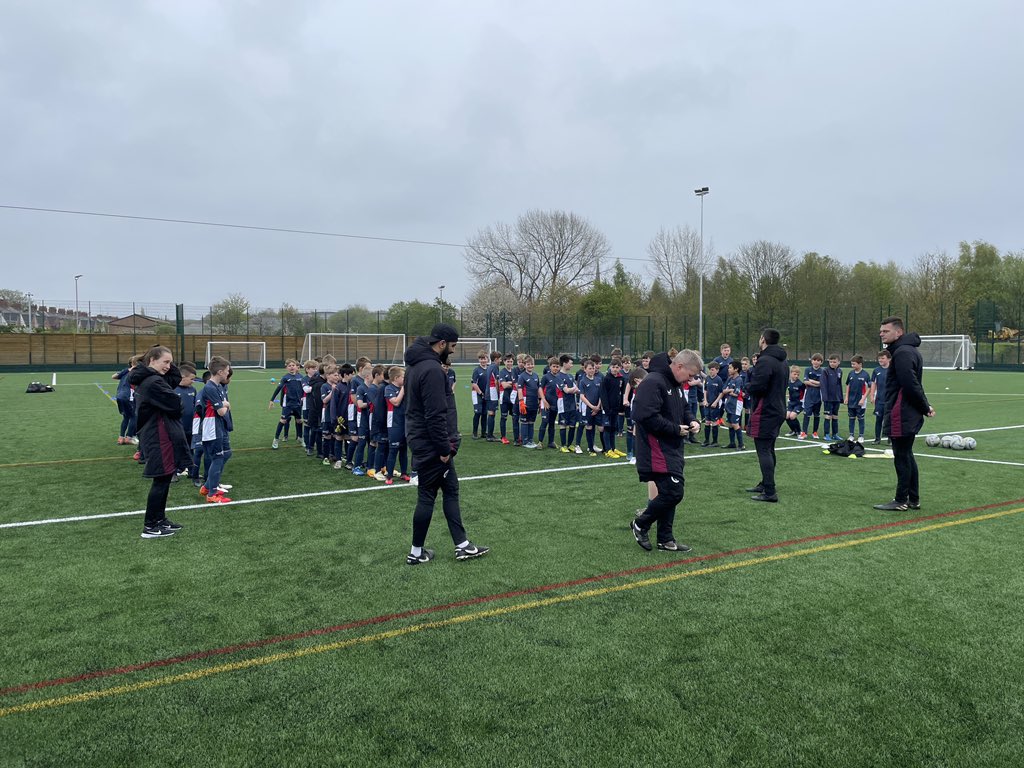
[456,540,470,549]
[411,546,422,557]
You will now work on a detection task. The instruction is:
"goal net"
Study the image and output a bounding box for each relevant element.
[301,333,407,365]
[450,337,499,364]
[918,335,974,370]
[205,341,267,369]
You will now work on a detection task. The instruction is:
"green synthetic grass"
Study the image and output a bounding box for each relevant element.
[1,367,1023,767]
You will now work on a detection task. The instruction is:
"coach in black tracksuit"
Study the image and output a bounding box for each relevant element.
[631,350,703,553]
[403,324,489,565]
[745,328,789,502]
[876,317,935,511]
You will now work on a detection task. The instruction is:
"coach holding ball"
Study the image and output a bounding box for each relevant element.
[874,317,935,512]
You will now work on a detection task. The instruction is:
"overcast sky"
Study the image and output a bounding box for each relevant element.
[2,0,1021,313]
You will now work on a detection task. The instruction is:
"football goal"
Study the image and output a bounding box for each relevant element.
[451,337,499,364]
[205,341,267,369]
[918,335,974,370]
[301,333,407,365]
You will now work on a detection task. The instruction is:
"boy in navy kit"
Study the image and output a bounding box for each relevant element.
[199,357,233,503]
[269,358,305,449]
[712,344,734,378]
[869,349,891,444]
[538,358,561,449]
[371,367,391,481]
[846,355,871,442]
[820,354,843,441]
[328,364,356,467]
[599,357,625,457]
[470,351,488,439]
[303,360,324,458]
[555,354,579,453]
[701,362,724,446]
[174,363,198,478]
[800,353,824,438]
[442,361,456,393]
[484,351,502,441]
[785,365,805,436]
[683,369,701,444]
[112,354,142,445]
[624,366,646,463]
[740,356,752,429]
[577,359,603,455]
[722,360,746,449]
[384,366,412,485]
[498,354,517,444]
[352,362,374,475]
[516,356,541,448]
[319,365,342,468]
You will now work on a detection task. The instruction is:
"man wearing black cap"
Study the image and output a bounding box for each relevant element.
[403,323,490,565]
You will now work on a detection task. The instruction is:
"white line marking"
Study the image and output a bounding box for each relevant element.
[913,453,1024,468]
[0,443,826,530]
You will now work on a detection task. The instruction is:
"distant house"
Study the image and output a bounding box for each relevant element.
[107,314,162,335]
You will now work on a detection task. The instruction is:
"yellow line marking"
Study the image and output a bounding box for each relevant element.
[2,507,1020,718]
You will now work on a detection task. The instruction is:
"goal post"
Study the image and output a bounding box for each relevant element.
[450,337,499,364]
[918,335,974,370]
[205,341,267,369]
[300,333,407,365]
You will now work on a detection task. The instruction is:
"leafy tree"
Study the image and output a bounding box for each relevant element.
[383,300,457,338]
[210,293,250,334]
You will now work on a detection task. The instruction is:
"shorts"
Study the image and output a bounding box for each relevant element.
[558,410,578,427]
[501,400,515,417]
[803,400,821,416]
[823,402,840,417]
[873,406,885,418]
[486,399,498,413]
[787,402,803,415]
[473,396,485,415]
[322,418,338,435]
[726,411,742,426]
[280,404,302,420]
[357,412,371,437]
[848,405,866,418]
[602,412,617,429]
[387,427,406,445]
[704,407,722,422]
[521,407,538,423]
[580,411,600,428]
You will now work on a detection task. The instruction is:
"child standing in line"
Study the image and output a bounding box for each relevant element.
[577,360,603,456]
[113,354,143,445]
[538,357,561,449]
[371,366,391,481]
[556,354,579,453]
[498,354,517,444]
[516,356,541,448]
[624,366,646,463]
[722,360,746,450]
[846,355,872,442]
[470,351,488,439]
[869,349,891,445]
[269,358,305,448]
[199,357,233,503]
[319,365,342,468]
[820,354,843,441]
[303,360,324,458]
[384,366,411,485]
[599,357,624,457]
[174,363,199,480]
[784,365,805,437]
[801,353,824,439]
[702,362,724,446]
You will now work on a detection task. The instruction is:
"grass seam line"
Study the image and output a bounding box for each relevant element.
[2,506,1020,719]
[3,496,1023,699]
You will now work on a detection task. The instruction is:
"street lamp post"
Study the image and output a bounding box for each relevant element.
[694,186,709,356]
[438,285,446,323]
[74,274,83,333]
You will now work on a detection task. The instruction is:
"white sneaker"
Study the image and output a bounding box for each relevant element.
[629,457,637,465]
[216,484,232,492]
[857,437,865,444]
[333,461,344,469]
[272,439,280,449]
[131,437,139,445]
[524,442,538,449]
[374,472,387,482]
[574,445,583,454]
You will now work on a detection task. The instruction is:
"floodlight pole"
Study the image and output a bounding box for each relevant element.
[74,274,83,333]
[26,292,33,333]
[438,285,446,323]
[694,186,709,356]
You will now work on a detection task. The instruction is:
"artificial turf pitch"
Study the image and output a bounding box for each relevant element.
[1,367,1022,767]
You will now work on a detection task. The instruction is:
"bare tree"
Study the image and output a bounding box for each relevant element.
[734,240,796,311]
[645,225,707,297]
[465,210,610,302]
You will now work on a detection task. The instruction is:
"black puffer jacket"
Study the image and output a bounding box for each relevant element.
[746,343,788,439]
[130,364,191,478]
[404,337,461,463]
[883,332,931,438]
[632,352,694,478]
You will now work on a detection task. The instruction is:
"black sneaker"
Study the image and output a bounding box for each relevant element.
[873,500,909,511]
[751,493,779,503]
[407,548,435,565]
[700,441,710,447]
[657,541,692,552]
[908,502,921,510]
[744,485,765,494]
[158,518,183,531]
[455,542,490,561]
[872,439,882,445]
[141,525,176,539]
[631,520,652,551]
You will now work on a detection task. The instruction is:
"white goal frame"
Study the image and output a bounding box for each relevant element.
[205,341,267,369]
[918,334,974,370]
[301,333,407,365]
[452,337,500,364]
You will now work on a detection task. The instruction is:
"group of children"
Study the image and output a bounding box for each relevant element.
[268,356,413,486]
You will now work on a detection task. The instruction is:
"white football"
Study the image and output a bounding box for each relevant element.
[950,435,964,450]
[963,437,977,450]
[925,434,941,447]
[940,435,954,448]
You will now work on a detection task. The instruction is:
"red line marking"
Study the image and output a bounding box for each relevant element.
[4,496,1022,698]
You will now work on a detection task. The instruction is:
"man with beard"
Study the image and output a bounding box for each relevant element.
[744,328,789,502]
[403,323,490,565]
[874,317,935,511]
[630,349,704,553]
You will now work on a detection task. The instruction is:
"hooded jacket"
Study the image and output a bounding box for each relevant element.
[745,344,788,439]
[883,332,931,438]
[130,364,191,478]
[404,337,460,463]
[632,352,694,478]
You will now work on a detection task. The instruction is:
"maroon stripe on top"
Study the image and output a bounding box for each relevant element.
[748,400,763,438]
[647,435,667,473]
[156,418,174,474]
[890,392,903,438]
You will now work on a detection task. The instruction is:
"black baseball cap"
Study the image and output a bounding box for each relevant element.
[427,323,459,344]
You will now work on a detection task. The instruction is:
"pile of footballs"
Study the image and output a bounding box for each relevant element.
[924,433,977,450]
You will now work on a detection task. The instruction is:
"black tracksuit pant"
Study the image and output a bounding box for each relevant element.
[412,456,467,548]
[754,437,778,495]
[891,435,920,504]
[634,473,685,544]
